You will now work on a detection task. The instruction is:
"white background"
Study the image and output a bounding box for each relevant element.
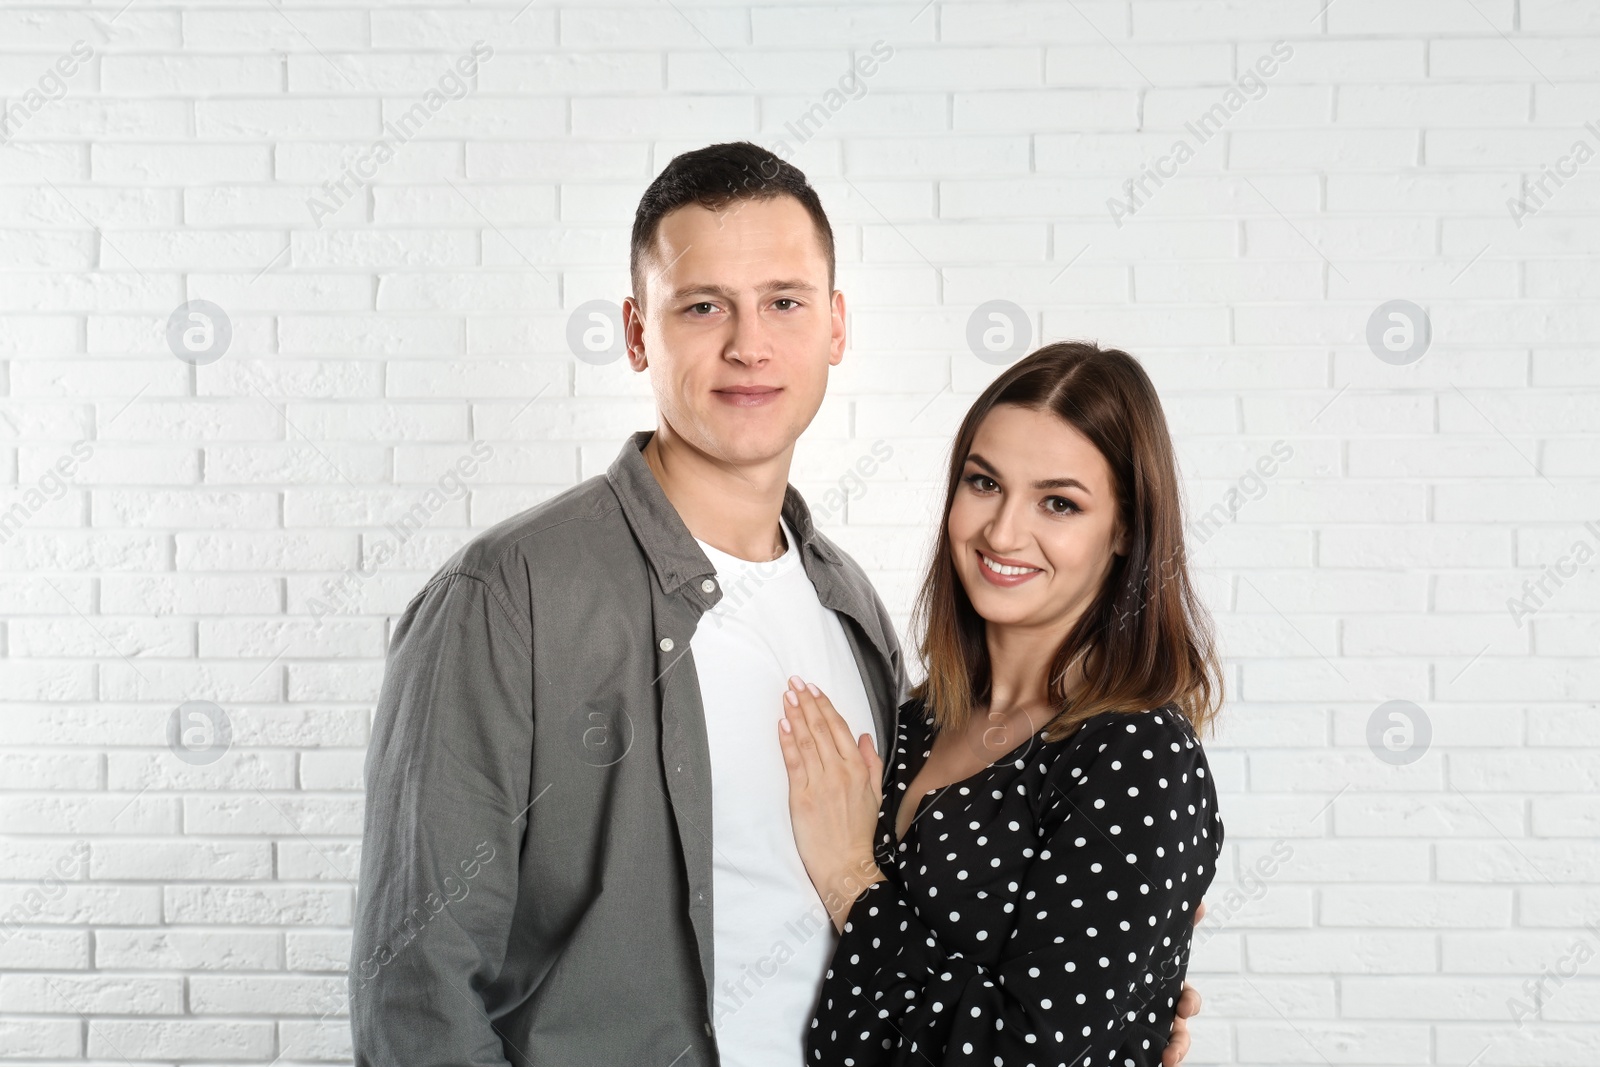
[2,1,1598,1064]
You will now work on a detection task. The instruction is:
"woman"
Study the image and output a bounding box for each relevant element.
[778,341,1225,1066]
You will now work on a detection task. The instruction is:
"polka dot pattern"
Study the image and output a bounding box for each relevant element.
[804,700,1224,1067]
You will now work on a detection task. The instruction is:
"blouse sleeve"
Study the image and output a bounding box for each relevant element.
[807,708,1222,1067]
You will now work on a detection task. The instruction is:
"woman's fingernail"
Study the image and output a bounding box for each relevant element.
[784,689,799,706]
[806,683,820,697]
[780,717,792,733]
[788,674,803,690]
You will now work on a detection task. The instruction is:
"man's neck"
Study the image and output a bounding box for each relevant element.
[642,424,793,563]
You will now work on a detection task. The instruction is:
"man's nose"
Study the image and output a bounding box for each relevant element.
[726,304,772,364]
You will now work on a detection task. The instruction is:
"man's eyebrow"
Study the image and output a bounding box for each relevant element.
[965,452,1091,494]
[666,279,819,303]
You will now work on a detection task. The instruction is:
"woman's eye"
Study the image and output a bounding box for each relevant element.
[1046,496,1080,516]
[963,473,996,492]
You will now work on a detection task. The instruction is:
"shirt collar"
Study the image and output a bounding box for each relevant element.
[606,429,842,595]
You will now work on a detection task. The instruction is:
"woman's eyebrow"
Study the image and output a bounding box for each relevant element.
[965,452,1091,495]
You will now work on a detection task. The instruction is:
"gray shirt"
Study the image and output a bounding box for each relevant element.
[349,429,908,1066]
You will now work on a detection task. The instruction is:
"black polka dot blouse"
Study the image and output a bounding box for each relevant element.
[806,698,1223,1067]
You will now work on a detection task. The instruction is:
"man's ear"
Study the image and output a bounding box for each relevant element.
[622,295,647,371]
[828,288,846,367]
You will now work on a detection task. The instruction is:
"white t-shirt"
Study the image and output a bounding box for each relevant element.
[691,515,880,1067]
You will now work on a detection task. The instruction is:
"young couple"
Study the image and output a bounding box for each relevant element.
[349,141,1224,1067]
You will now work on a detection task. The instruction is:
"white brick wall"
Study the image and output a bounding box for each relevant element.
[1,0,1597,1063]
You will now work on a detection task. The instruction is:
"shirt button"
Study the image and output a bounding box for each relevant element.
[659,637,674,652]
[704,1021,713,1035]
[700,578,716,593]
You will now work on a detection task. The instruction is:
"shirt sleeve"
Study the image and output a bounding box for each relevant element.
[807,708,1222,1067]
[348,570,534,1067]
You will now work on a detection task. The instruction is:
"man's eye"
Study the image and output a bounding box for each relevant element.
[690,302,716,315]
[773,298,797,310]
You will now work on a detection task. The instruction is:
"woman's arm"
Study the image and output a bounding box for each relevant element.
[807,708,1222,1067]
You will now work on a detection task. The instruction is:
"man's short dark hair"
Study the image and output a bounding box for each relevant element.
[629,141,836,308]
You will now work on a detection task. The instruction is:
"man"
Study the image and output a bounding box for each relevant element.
[349,141,1203,1065]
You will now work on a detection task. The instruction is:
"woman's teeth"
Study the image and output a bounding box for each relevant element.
[981,553,1040,576]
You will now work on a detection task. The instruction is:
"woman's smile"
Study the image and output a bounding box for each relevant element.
[975,548,1044,586]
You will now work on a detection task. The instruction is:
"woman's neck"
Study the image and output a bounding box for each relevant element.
[983,624,1086,715]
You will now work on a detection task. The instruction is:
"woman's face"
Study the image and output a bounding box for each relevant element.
[947,403,1127,634]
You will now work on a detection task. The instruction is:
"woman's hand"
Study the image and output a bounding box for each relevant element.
[777,675,886,933]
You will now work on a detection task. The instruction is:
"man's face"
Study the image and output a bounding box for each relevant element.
[624,194,845,467]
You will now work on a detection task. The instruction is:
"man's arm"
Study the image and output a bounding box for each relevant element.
[349,570,534,1066]
[861,572,908,704]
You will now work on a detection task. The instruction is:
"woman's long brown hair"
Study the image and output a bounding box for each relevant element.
[907,340,1224,741]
